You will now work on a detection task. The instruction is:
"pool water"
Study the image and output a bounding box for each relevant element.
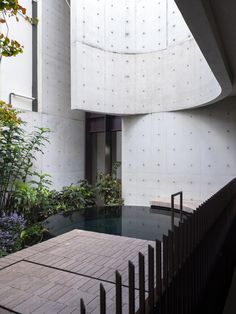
[44,206,188,241]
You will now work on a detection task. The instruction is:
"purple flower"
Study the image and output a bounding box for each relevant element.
[0,213,26,254]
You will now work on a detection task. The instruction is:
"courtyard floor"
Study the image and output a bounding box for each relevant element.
[0,230,154,314]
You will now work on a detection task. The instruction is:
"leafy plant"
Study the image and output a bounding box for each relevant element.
[48,180,96,214]
[0,100,21,124]
[0,213,25,255]
[46,189,67,215]
[0,33,23,57]
[75,180,96,208]
[0,0,35,57]
[20,224,44,247]
[10,173,52,224]
[0,101,50,214]
[96,162,123,206]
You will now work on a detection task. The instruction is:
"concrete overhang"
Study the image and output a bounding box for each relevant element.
[174,0,232,103]
[71,0,229,115]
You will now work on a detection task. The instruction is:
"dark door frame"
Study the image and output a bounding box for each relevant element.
[85,113,122,184]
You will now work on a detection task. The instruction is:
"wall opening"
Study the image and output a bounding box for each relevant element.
[85,113,122,185]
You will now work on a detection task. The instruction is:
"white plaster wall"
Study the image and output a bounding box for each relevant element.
[0,0,85,189]
[71,0,221,114]
[122,98,236,206]
[0,0,32,110]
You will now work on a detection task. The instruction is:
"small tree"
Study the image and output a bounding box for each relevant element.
[0,102,50,214]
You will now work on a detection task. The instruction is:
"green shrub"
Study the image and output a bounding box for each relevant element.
[48,180,96,214]
[10,173,52,224]
[20,224,44,247]
[0,101,50,214]
[96,162,123,206]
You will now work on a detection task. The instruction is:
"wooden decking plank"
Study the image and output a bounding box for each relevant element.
[0,230,156,313]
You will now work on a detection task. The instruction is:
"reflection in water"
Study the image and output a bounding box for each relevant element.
[44,206,188,241]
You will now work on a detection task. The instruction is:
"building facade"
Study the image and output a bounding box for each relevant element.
[1,0,236,207]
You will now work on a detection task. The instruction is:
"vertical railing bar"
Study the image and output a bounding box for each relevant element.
[189,215,193,254]
[196,245,200,305]
[139,253,145,314]
[171,194,175,231]
[193,250,197,309]
[197,209,200,243]
[171,191,183,231]
[163,235,168,290]
[191,214,194,252]
[80,298,86,314]
[168,230,174,280]
[156,240,162,299]
[179,222,183,268]
[170,277,175,314]
[193,211,196,249]
[148,245,155,311]
[182,221,186,263]
[179,267,184,314]
[165,283,170,314]
[100,283,106,314]
[175,275,178,314]
[173,225,178,274]
[180,191,183,223]
[116,271,122,314]
[128,261,135,314]
[194,211,197,248]
[186,219,190,258]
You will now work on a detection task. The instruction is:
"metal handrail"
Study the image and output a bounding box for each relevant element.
[9,93,36,105]
[171,191,183,230]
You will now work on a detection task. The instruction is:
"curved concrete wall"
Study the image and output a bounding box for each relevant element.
[71,0,221,114]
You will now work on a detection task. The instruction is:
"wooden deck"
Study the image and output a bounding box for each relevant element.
[0,230,154,314]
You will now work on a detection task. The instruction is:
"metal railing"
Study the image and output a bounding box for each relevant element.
[171,191,183,230]
[77,178,236,314]
[9,93,36,108]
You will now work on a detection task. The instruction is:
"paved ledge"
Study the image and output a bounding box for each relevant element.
[0,230,154,314]
[150,198,200,212]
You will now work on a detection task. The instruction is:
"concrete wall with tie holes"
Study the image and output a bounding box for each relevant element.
[30,0,85,189]
[33,0,85,189]
[0,0,85,190]
[122,97,236,207]
[71,0,221,114]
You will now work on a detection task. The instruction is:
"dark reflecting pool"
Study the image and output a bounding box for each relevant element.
[44,206,189,241]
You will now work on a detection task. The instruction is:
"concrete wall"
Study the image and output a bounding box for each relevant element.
[0,0,85,190]
[37,0,85,189]
[2,0,234,203]
[71,0,221,115]
[122,97,236,207]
